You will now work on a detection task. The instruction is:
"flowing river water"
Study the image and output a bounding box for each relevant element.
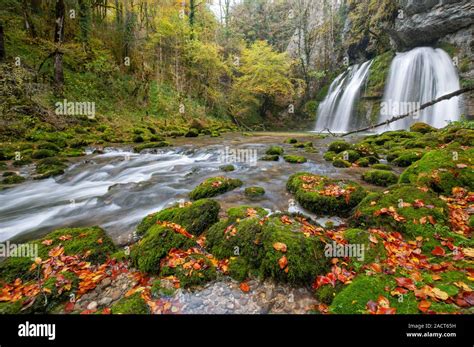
[0,132,376,313]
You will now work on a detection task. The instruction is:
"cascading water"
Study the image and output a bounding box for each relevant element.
[379,47,461,131]
[315,60,372,133]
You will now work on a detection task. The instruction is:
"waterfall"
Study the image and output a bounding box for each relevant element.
[379,47,461,131]
[315,60,372,133]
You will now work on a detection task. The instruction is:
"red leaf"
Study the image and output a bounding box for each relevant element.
[431,246,446,257]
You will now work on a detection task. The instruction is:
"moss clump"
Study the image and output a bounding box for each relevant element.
[285,138,298,144]
[332,158,351,168]
[329,275,418,314]
[220,164,235,172]
[323,151,337,161]
[283,155,307,164]
[0,227,116,282]
[265,146,284,156]
[35,158,67,178]
[133,141,170,152]
[150,279,176,298]
[335,150,360,163]
[189,176,243,200]
[260,154,279,161]
[371,163,392,171]
[226,206,268,221]
[352,142,378,157]
[2,174,26,184]
[355,157,370,167]
[392,150,424,167]
[399,146,474,194]
[343,229,385,271]
[287,172,367,216]
[362,169,399,187]
[244,186,265,198]
[37,142,61,152]
[185,128,199,137]
[136,199,220,236]
[352,184,449,239]
[315,283,344,305]
[111,293,150,314]
[31,149,55,159]
[328,140,351,153]
[410,122,436,134]
[228,257,252,282]
[131,224,196,273]
[160,252,217,288]
[258,216,328,284]
[440,127,474,146]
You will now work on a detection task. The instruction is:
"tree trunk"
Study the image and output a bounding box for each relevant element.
[22,0,37,38]
[54,0,65,90]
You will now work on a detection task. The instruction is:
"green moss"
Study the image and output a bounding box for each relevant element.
[12,158,33,167]
[259,216,328,284]
[332,158,351,168]
[160,252,217,288]
[355,157,370,167]
[31,149,55,159]
[285,138,298,144]
[228,257,252,282]
[185,128,199,137]
[2,174,26,184]
[283,155,307,164]
[133,141,170,152]
[371,164,392,171]
[136,199,220,236]
[260,154,279,161]
[392,150,424,167]
[399,146,474,194]
[111,293,150,314]
[323,151,337,161]
[352,184,449,239]
[220,164,235,172]
[226,206,268,221]
[287,173,367,216]
[362,169,399,186]
[0,300,24,314]
[335,150,360,163]
[328,141,351,153]
[189,176,243,200]
[343,229,385,271]
[150,279,176,298]
[315,283,344,305]
[352,142,378,157]
[244,186,265,198]
[131,224,196,273]
[35,158,68,178]
[365,51,394,96]
[330,274,418,314]
[0,227,116,282]
[37,142,61,152]
[265,146,284,155]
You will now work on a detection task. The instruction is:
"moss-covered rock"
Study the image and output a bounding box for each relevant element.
[285,138,298,144]
[265,146,284,156]
[244,186,265,198]
[2,174,26,184]
[362,169,399,187]
[219,164,235,172]
[185,128,199,138]
[283,155,307,164]
[130,224,196,273]
[136,199,220,236]
[35,158,67,178]
[352,184,449,239]
[133,141,170,152]
[332,158,351,168]
[371,163,392,171]
[335,150,360,163]
[355,157,370,167]
[0,227,116,282]
[226,206,268,222]
[343,229,385,271]
[410,122,436,134]
[160,252,217,288]
[399,146,474,194]
[31,149,55,159]
[260,154,279,161]
[392,150,424,167]
[189,176,243,200]
[323,151,337,161]
[287,173,367,216]
[111,292,150,314]
[328,140,351,153]
[352,142,378,157]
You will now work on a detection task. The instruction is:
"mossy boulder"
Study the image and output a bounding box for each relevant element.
[328,141,351,153]
[329,275,418,314]
[287,173,367,216]
[160,252,217,288]
[244,186,265,198]
[285,138,298,144]
[31,149,55,159]
[37,142,60,152]
[130,224,196,273]
[362,169,399,187]
[136,199,220,236]
[323,151,337,161]
[392,150,424,167]
[355,157,370,167]
[352,142,378,157]
[189,176,243,200]
[399,147,474,194]
[352,184,449,239]
[111,293,150,314]
[343,229,385,271]
[283,155,307,164]
[185,128,199,138]
[220,164,235,172]
[260,154,279,161]
[371,163,392,171]
[332,158,351,168]
[226,206,268,222]
[0,227,116,282]
[35,158,67,178]
[410,122,436,134]
[265,146,284,156]
[2,174,26,184]
[335,150,360,163]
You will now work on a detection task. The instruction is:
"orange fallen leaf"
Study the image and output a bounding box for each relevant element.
[239,282,250,293]
[278,255,288,270]
[273,242,287,253]
[418,300,431,313]
[431,246,445,257]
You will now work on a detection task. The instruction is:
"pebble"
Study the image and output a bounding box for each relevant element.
[87,301,98,311]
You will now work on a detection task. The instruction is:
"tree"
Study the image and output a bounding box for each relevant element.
[54,0,66,91]
[0,22,5,61]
